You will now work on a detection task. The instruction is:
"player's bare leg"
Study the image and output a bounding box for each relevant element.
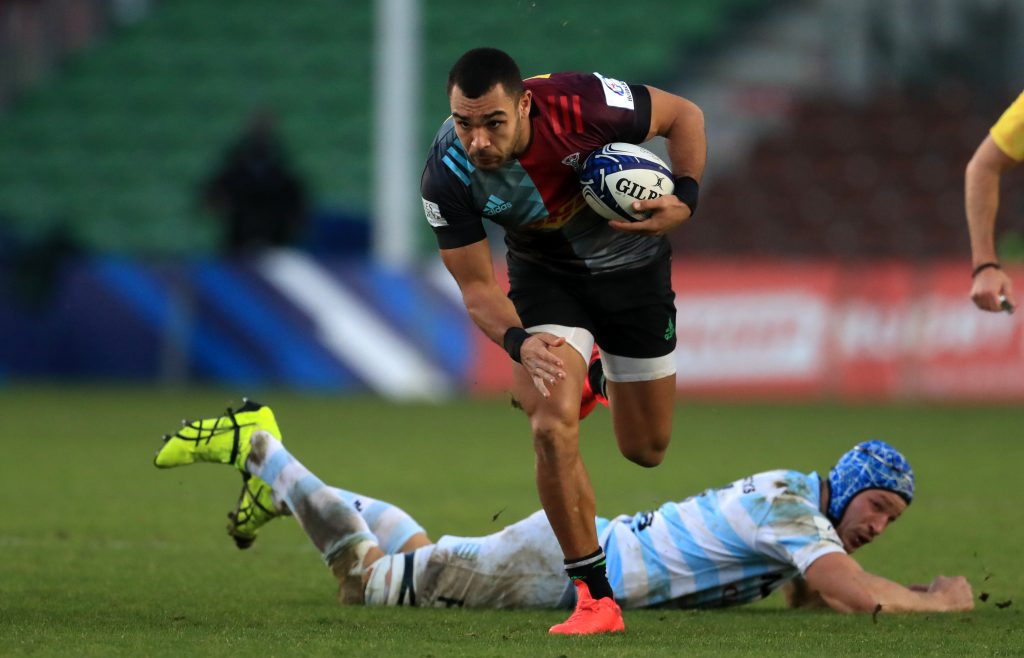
[513,343,594,558]
[513,343,624,633]
[606,374,675,467]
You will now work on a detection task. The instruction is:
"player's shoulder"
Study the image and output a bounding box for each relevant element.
[750,469,819,501]
[525,71,592,89]
[722,469,818,514]
[425,116,459,160]
[526,71,633,97]
[753,470,826,523]
[422,117,473,194]
[527,72,645,126]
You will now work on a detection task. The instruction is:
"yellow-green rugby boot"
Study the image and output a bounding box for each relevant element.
[153,399,281,471]
[227,474,282,549]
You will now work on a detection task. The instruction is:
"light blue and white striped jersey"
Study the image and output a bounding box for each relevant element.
[598,470,845,609]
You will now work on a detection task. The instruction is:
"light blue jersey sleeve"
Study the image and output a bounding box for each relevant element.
[753,471,846,574]
[601,469,846,609]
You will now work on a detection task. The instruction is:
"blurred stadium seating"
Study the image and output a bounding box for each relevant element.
[3,1,1024,398]
[0,1,375,255]
[683,83,1024,260]
[0,0,768,256]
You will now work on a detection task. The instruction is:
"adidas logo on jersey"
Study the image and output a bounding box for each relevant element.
[483,195,512,216]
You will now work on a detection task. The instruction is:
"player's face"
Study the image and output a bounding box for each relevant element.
[836,490,906,554]
[449,83,531,170]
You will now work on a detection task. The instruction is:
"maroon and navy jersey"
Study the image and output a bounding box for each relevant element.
[421,72,669,275]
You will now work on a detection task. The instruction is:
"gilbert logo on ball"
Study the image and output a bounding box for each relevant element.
[579,142,674,221]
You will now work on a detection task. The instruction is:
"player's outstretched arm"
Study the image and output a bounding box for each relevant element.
[966,135,1018,312]
[803,553,974,613]
[440,239,566,396]
[781,577,829,609]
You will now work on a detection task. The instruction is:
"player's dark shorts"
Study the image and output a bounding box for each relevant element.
[507,254,677,365]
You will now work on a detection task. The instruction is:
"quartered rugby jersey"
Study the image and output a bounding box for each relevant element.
[421,72,670,275]
[597,470,846,609]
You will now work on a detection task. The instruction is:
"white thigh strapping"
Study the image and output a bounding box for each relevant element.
[600,351,676,382]
[525,325,677,382]
[525,324,594,365]
[363,554,406,606]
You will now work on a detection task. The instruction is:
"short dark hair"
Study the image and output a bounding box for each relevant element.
[447,47,524,99]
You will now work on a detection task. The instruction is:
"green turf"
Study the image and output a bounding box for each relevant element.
[0,385,1021,656]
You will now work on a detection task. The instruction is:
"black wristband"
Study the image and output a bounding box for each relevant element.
[673,176,699,215]
[502,327,530,363]
[971,262,1001,278]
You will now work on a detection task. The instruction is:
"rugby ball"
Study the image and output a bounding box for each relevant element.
[580,142,674,221]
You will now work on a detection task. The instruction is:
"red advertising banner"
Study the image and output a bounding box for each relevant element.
[903,262,1024,401]
[468,259,1024,401]
[670,260,840,398]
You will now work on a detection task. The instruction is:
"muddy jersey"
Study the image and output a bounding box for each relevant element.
[421,72,670,275]
[600,470,845,609]
[390,470,845,610]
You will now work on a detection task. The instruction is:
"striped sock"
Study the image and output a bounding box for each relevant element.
[565,548,614,600]
[245,431,375,566]
[327,488,426,555]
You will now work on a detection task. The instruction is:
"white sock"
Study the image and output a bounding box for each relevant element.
[245,430,375,566]
[328,487,426,554]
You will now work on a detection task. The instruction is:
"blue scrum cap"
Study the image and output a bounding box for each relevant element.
[827,440,915,524]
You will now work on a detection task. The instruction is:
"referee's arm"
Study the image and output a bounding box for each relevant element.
[965,135,1018,312]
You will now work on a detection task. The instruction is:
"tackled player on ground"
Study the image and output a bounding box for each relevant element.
[153,400,974,622]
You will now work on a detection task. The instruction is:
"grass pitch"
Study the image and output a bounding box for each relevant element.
[1,385,1021,656]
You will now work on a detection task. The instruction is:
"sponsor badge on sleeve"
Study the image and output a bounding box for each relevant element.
[593,72,634,110]
[423,199,448,227]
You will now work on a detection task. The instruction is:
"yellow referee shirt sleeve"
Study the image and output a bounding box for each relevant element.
[991,91,1024,161]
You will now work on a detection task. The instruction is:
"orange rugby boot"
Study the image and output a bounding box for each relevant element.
[549,580,625,635]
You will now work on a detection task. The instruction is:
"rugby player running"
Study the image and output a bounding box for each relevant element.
[419,47,706,633]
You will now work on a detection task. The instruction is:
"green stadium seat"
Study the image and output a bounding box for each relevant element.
[0,0,765,254]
